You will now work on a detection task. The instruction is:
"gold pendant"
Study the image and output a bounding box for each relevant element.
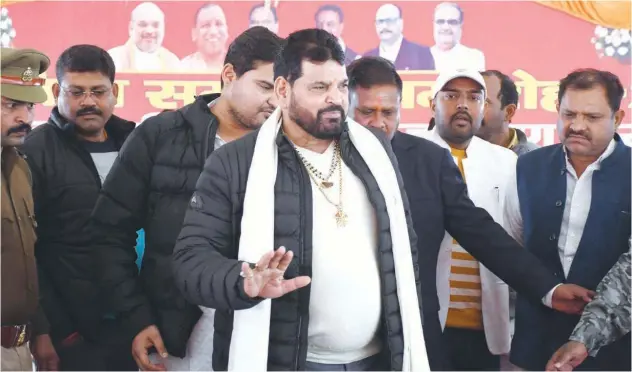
[335,208,348,227]
[322,181,334,188]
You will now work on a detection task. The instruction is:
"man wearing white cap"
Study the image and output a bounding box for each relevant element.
[347,59,599,371]
[424,69,529,370]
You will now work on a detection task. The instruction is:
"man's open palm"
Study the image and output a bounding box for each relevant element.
[242,247,311,299]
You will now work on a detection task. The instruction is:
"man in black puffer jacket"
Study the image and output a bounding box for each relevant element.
[173,29,423,371]
[20,45,136,370]
[90,27,284,371]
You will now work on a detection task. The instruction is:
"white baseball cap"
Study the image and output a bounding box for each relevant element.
[431,69,487,98]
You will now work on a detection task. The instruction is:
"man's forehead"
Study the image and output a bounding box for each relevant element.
[300,60,347,80]
[482,76,500,94]
[355,85,399,101]
[199,6,226,22]
[61,71,110,86]
[318,10,339,22]
[135,11,163,22]
[443,77,484,91]
[560,87,611,112]
[244,62,274,78]
[435,4,459,19]
[1,96,27,104]
[376,5,399,19]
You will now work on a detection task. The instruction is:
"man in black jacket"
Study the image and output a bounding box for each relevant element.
[346,56,596,370]
[20,45,136,370]
[90,27,284,371]
[173,28,425,372]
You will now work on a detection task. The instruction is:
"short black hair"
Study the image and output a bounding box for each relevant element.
[481,70,519,108]
[56,44,115,83]
[249,3,278,23]
[274,28,344,85]
[222,26,285,88]
[558,68,625,113]
[315,4,344,23]
[347,56,403,95]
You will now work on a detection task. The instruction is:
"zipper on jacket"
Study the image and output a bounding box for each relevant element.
[294,151,307,371]
[200,119,213,169]
[341,137,394,367]
[294,317,303,370]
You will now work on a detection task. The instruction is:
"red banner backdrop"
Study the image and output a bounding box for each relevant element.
[4,0,632,145]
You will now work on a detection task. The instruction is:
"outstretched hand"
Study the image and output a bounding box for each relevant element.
[551,284,595,315]
[545,341,588,371]
[242,246,311,299]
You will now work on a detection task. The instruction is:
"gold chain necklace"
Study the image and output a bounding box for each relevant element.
[296,143,348,227]
[294,142,340,188]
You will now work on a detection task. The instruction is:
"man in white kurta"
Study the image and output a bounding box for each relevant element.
[423,69,514,370]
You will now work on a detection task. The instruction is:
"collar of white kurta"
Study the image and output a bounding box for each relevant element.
[425,127,490,155]
[228,107,429,371]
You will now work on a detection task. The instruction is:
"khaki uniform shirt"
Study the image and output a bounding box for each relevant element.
[1,147,40,326]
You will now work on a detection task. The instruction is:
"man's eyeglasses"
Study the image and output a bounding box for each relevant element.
[62,87,111,100]
[435,19,461,26]
[438,91,484,104]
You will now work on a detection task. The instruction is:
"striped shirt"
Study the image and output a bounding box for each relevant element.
[445,147,483,330]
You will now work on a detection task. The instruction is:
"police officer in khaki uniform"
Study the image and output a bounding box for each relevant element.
[1,47,59,371]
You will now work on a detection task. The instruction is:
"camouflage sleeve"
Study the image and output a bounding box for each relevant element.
[569,249,631,356]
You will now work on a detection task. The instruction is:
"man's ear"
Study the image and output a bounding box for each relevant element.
[221,63,237,87]
[614,109,625,129]
[504,103,517,124]
[51,83,60,105]
[275,76,290,109]
[112,83,119,99]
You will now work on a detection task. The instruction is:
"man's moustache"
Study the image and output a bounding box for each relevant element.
[260,106,276,114]
[450,112,472,123]
[76,107,103,117]
[567,131,590,140]
[318,105,346,118]
[7,123,32,135]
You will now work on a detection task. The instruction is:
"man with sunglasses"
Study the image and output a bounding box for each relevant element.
[20,44,136,370]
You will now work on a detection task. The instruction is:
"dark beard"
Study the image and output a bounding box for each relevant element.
[436,111,475,144]
[289,94,345,140]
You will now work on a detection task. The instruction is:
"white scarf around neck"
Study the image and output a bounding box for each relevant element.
[228,108,428,371]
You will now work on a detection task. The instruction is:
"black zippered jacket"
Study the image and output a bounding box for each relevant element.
[90,94,220,357]
[21,108,135,344]
[173,124,422,370]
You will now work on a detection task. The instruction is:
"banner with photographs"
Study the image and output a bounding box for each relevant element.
[3,0,631,145]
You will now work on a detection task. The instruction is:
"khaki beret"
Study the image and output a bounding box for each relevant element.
[1,47,50,104]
